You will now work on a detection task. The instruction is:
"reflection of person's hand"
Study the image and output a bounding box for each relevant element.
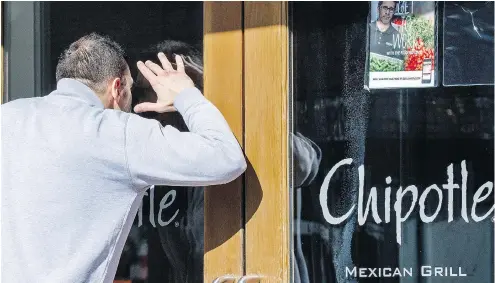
[292,132,322,188]
[134,53,195,113]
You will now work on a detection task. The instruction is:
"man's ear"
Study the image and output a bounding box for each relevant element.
[110,77,122,101]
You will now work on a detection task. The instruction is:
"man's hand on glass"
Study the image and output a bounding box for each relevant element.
[134,53,195,113]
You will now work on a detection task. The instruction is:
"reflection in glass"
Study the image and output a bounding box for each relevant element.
[132,40,205,283]
[291,2,493,283]
[443,1,494,86]
[292,132,322,283]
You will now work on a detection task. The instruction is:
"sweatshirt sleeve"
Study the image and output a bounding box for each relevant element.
[125,87,247,190]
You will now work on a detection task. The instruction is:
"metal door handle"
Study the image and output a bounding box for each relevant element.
[238,275,262,283]
[212,275,236,283]
[212,275,237,283]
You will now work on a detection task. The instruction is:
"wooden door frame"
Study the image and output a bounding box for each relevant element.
[244,2,290,282]
[204,2,290,282]
[204,2,291,282]
[203,2,245,282]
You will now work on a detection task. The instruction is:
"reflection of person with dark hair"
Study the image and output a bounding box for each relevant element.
[133,40,206,283]
[370,1,403,60]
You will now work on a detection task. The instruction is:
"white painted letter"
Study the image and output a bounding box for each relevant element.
[149,186,156,228]
[394,185,418,245]
[422,266,432,276]
[320,158,355,224]
[472,181,494,222]
[358,165,382,225]
[461,161,470,222]
[158,190,180,226]
[345,267,357,278]
[385,176,392,223]
[383,268,391,277]
[419,184,443,223]
[442,163,459,222]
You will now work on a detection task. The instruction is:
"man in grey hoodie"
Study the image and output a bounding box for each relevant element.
[1,33,246,283]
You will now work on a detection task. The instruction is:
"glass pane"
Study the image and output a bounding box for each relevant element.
[4,2,204,283]
[443,1,494,86]
[290,2,494,283]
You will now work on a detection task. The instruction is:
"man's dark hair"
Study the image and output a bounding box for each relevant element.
[138,40,203,90]
[133,40,203,128]
[56,33,128,94]
[378,1,398,8]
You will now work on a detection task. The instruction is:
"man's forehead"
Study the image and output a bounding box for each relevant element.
[382,1,396,7]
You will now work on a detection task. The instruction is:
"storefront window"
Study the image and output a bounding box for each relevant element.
[3,2,204,282]
[290,2,493,282]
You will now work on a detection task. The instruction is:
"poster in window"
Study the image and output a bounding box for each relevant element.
[366,1,437,89]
